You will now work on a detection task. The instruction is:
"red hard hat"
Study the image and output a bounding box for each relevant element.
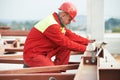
[59,2,77,21]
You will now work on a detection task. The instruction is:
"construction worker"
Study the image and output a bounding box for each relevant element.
[23,2,95,68]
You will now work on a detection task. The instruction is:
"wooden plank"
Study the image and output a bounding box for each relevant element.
[0,73,75,80]
[0,64,79,74]
[0,30,29,36]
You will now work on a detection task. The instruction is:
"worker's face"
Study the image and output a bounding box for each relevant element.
[61,12,72,25]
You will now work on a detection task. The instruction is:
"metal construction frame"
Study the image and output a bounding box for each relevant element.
[74,48,120,80]
[0,47,120,80]
[0,31,120,80]
[0,51,80,80]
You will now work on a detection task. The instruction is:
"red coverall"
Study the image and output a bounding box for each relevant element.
[23,12,90,67]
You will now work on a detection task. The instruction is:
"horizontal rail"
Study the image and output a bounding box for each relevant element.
[0,58,23,64]
[0,64,79,74]
[0,30,29,36]
[0,73,75,80]
[5,47,23,52]
[0,55,23,59]
[0,57,80,64]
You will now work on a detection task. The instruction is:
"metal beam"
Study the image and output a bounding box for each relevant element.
[0,73,75,80]
[0,64,79,74]
[0,30,29,36]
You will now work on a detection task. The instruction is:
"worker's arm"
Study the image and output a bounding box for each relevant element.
[65,28,90,45]
[44,24,87,52]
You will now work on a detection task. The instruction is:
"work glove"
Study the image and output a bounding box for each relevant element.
[89,39,96,43]
[86,42,96,51]
[95,42,107,48]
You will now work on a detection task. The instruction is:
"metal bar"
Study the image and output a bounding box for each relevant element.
[97,49,120,80]
[74,50,98,80]
[0,73,75,80]
[5,47,23,52]
[0,58,23,64]
[0,64,79,74]
[0,30,29,36]
[0,55,23,59]
[0,58,80,64]
[99,69,120,80]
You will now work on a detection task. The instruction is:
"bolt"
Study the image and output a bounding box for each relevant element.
[86,60,89,64]
[49,77,56,80]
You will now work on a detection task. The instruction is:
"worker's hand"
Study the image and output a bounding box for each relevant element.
[86,43,96,51]
[95,42,107,48]
[89,39,96,43]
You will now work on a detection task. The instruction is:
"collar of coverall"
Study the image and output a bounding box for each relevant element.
[56,13,65,27]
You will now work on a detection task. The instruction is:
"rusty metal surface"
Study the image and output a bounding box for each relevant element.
[74,50,98,80]
[0,46,120,80]
[5,47,23,52]
[0,73,75,80]
[83,57,97,65]
[0,64,79,74]
[74,59,97,80]
[97,49,120,80]
[0,30,29,36]
[0,58,23,64]
[99,69,120,80]
[74,48,120,80]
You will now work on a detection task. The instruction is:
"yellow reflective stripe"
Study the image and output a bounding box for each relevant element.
[60,27,66,34]
[34,14,57,33]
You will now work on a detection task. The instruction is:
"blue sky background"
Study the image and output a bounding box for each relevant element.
[0,0,120,20]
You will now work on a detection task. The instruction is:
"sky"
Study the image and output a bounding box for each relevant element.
[0,0,120,20]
